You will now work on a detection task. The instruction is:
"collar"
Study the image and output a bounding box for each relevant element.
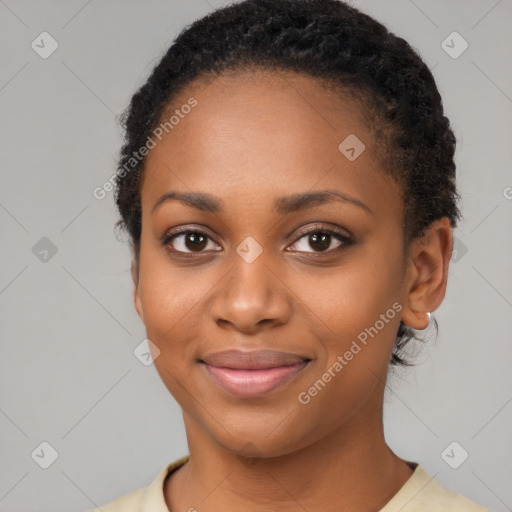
[138,457,457,512]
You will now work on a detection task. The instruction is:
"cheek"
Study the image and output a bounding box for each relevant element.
[292,265,403,437]
[136,248,233,399]
[292,247,405,402]
[295,248,403,339]
[137,243,209,337]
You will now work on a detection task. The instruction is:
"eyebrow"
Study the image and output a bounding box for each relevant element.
[151,189,372,215]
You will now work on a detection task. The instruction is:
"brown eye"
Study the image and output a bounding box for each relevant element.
[306,232,332,252]
[164,229,221,254]
[288,226,352,254]
[182,232,208,251]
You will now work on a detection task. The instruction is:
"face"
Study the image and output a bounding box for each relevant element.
[134,70,416,457]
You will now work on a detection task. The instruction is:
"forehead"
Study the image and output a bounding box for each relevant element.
[161,69,370,151]
[141,69,398,215]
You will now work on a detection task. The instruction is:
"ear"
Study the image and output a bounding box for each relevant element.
[131,257,144,323]
[401,218,453,330]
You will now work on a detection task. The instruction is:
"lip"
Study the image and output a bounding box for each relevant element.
[199,349,311,398]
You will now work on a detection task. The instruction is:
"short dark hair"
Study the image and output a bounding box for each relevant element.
[114,0,460,366]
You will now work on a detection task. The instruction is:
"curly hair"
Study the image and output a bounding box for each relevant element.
[113,0,461,366]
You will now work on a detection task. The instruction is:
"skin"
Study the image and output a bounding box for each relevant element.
[132,69,453,511]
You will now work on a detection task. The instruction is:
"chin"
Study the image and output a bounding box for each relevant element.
[203,410,320,460]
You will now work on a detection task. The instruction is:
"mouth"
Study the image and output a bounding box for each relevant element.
[198,349,311,399]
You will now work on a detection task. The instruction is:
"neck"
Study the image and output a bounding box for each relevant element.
[165,382,414,511]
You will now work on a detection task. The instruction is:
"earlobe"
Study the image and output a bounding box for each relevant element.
[401,218,453,330]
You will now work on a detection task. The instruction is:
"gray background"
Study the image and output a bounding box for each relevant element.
[1,0,511,511]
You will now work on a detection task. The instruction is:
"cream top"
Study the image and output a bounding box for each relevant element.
[91,456,489,512]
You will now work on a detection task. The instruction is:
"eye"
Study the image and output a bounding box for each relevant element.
[287,224,353,254]
[162,224,353,256]
[163,228,221,254]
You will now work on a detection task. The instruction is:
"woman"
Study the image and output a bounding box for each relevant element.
[93,0,489,510]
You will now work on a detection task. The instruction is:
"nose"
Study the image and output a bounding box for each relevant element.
[209,252,292,334]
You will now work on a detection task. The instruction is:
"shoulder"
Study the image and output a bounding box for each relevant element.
[413,477,490,512]
[381,464,489,512]
[88,455,190,512]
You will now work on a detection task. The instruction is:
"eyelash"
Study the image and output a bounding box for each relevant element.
[161,224,353,257]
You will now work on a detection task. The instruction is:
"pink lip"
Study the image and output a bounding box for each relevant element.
[201,349,309,369]
[203,362,309,398]
[199,349,310,398]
